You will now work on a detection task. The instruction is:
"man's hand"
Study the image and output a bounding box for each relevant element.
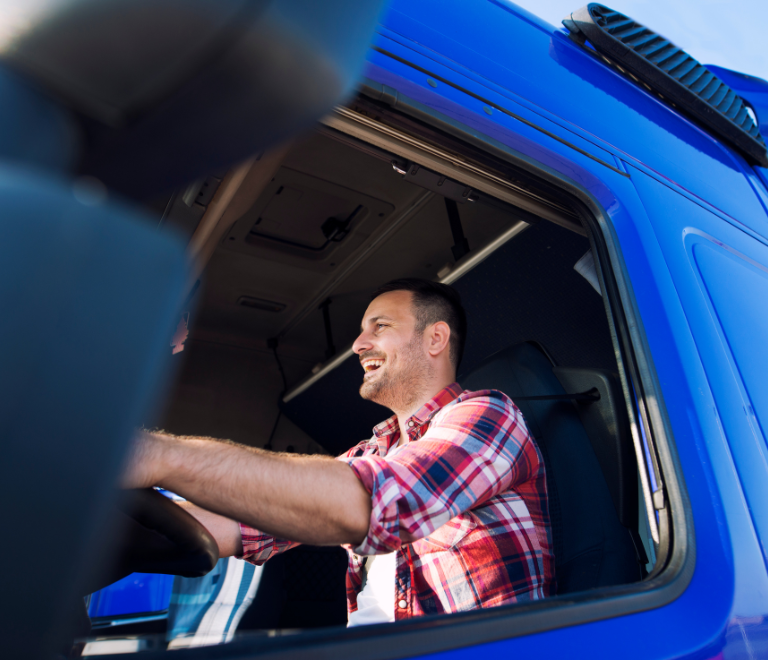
[120,430,372,548]
[121,433,244,557]
[180,502,244,558]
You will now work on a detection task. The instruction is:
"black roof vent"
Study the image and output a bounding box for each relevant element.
[563,4,768,166]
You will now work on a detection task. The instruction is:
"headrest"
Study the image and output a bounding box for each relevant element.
[461,341,557,439]
[462,341,637,529]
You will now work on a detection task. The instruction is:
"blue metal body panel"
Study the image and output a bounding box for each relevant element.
[359,1,768,657]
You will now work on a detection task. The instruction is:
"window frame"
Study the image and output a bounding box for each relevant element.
[145,85,695,660]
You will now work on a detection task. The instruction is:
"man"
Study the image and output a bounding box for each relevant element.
[124,279,554,623]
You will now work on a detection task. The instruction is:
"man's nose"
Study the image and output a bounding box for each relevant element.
[352,330,372,355]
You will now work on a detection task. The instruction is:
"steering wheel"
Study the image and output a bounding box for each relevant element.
[83,488,219,595]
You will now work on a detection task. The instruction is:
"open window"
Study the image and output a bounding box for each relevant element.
[81,89,683,656]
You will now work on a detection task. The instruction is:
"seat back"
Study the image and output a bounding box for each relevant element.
[553,366,638,530]
[462,342,640,594]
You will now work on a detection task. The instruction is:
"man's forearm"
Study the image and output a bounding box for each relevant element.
[179,501,243,558]
[127,432,371,547]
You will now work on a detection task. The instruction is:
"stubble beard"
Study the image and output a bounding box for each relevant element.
[359,333,432,415]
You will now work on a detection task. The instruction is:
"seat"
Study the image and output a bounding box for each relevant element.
[237,546,348,630]
[461,342,641,594]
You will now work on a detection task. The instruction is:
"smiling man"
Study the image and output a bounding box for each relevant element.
[123,278,554,623]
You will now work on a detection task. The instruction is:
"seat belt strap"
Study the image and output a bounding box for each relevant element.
[513,387,600,402]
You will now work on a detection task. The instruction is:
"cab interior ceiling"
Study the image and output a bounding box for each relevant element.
[158,120,617,455]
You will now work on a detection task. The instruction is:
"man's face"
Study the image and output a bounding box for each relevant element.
[352,290,432,413]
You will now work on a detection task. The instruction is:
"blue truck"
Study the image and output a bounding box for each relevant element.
[1,1,767,658]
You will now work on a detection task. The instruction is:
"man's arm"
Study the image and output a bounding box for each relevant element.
[123,431,371,547]
[178,501,244,558]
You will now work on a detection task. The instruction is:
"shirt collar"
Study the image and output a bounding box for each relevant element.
[371,382,463,453]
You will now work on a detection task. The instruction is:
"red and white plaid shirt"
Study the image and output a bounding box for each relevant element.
[239,382,554,619]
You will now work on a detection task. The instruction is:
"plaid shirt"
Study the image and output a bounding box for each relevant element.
[239,382,554,619]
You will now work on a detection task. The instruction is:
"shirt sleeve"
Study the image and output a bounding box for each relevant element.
[340,392,536,556]
[238,524,300,565]
[238,439,374,564]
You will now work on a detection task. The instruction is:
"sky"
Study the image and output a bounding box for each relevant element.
[512,0,768,80]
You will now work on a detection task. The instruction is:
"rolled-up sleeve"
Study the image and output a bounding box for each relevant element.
[340,393,533,556]
[238,524,299,565]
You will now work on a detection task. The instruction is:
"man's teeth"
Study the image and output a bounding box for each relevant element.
[363,359,384,372]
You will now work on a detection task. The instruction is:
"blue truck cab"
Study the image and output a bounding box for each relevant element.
[1,1,767,658]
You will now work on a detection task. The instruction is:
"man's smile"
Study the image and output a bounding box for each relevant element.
[361,358,385,374]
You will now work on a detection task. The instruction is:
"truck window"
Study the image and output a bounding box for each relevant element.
[84,95,677,654]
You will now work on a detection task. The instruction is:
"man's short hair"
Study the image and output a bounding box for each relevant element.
[371,278,467,371]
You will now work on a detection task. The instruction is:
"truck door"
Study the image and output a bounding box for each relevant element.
[629,168,768,631]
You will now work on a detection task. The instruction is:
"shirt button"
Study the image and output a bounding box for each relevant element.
[408,420,414,427]
[398,599,407,609]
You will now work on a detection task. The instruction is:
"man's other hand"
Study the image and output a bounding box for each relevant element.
[180,501,244,558]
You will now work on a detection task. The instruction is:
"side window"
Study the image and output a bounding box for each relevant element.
[81,113,681,655]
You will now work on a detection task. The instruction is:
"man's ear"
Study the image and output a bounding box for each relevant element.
[426,321,451,358]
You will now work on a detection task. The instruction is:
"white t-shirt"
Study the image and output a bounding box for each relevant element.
[347,438,407,627]
[346,552,397,626]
